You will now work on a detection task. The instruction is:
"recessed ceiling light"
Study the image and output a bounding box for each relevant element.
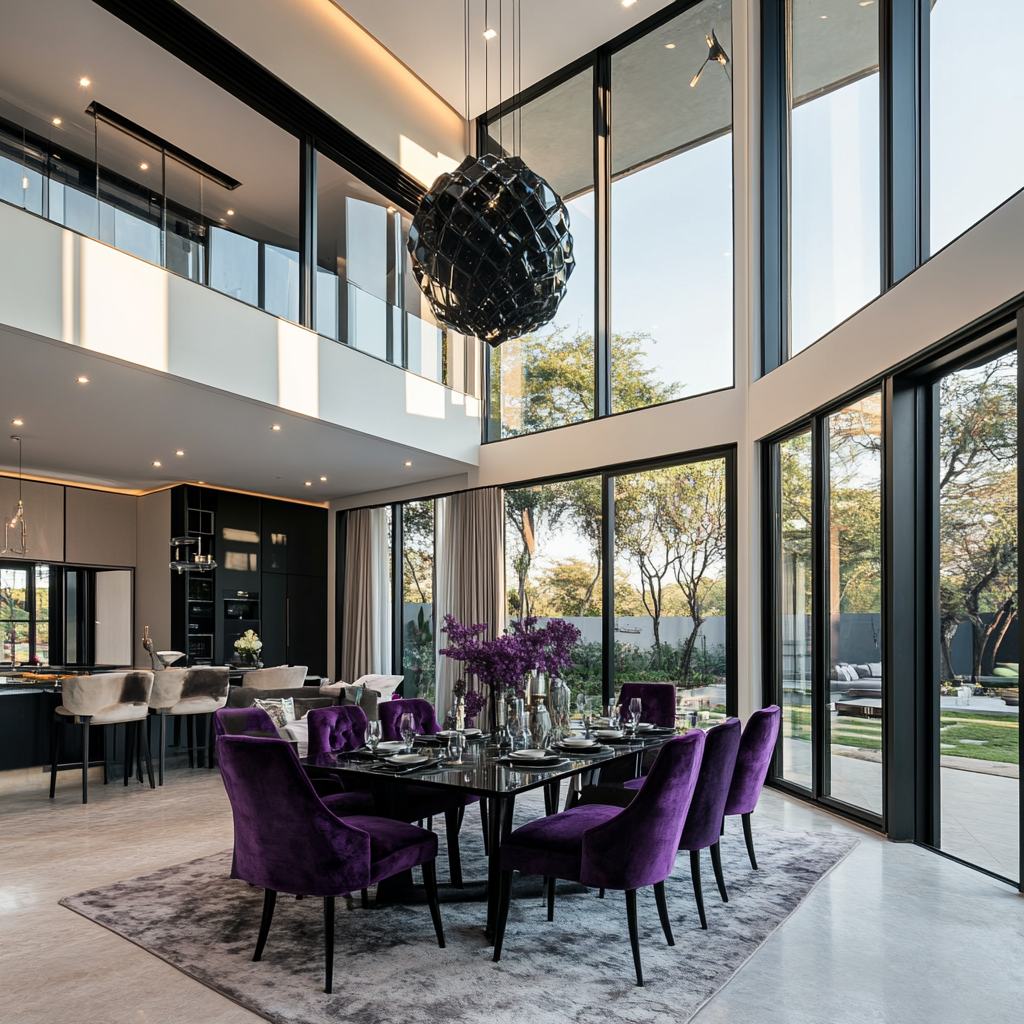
[79,77,91,87]
[76,375,89,384]
[404,460,412,467]
[859,1,874,5]
[226,209,235,216]
[139,162,149,171]
[386,206,396,214]
[12,419,23,426]
[52,117,62,126]
[622,0,637,8]
[152,461,162,467]
[820,13,827,17]
[483,28,497,40]
[175,450,185,456]
[197,481,206,485]
[320,475,327,481]
[271,424,281,431]
[304,481,312,486]
[665,43,675,49]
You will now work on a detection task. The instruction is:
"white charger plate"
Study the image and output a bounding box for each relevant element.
[509,749,549,760]
[377,740,407,753]
[388,753,429,765]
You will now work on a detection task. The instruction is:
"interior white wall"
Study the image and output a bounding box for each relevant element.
[176,0,466,183]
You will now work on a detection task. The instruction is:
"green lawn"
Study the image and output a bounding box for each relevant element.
[784,705,1019,765]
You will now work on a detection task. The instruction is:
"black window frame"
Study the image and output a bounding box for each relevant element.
[478,0,737,442]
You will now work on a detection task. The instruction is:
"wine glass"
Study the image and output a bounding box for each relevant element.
[400,712,416,754]
[628,697,642,736]
[447,731,465,765]
[508,711,524,751]
[366,720,382,756]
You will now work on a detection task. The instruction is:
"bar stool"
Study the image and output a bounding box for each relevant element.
[149,667,231,784]
[49,672,156,804]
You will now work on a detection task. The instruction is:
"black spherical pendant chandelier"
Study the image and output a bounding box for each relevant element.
[406,0,574,347]
[407,153,574,346]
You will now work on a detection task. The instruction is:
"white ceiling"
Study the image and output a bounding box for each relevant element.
[335,0,677,117]
[0,325,473,501]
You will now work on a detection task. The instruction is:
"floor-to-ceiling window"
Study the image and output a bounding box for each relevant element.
[768,392,884,821]
[788,0,880,355]
[933,350,1018,880]
[613,457,730,711]
[486,70,595,438]
[929,0,1024,255]
[401,500,435,701]
[0,563,51,666]
[503,477,604,699]
[480,0,735,440]
[777,430,813,789]
[610,0,734,411]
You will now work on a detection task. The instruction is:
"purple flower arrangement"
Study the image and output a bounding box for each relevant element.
[440,614,582,725]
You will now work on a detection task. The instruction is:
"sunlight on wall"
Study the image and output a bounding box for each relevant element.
[277,319,319,417]
[399,135,459,188]
[405,372,446,419]
[79,236,168,371]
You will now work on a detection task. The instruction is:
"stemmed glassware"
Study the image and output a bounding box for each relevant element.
[628,697,642,737]
[400,712,416,754]
[447,731,465,765]
[366,720,382,756]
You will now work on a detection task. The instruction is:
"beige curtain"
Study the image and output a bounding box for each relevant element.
[435,487,505,724]
[341,508,373,683]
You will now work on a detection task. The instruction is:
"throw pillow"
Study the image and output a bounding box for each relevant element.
[352,674,404,701]
[854,664,871,678]
[868,662,882,677]
[252,697,295,728]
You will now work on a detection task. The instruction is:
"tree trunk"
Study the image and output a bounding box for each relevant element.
[677,614,706,685]
[981,597,1017,676]
[939,615,960,682]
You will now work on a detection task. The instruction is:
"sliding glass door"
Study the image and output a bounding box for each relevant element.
[933,350,1018,881]
[768,392,884,822]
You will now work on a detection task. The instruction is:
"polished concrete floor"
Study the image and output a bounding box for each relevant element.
[1,762,1022,1024]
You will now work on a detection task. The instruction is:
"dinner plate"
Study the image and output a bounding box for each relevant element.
[594,729,624,739]
[462,728,482,737]
[509,749,549,760]
[388,753,429,766]
[561,738,599,748]
[635,723,656,732]
[377,741,407,753]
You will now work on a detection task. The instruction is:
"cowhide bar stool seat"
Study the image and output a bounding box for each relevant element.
[149,667,231,785]
[49,671,156,804]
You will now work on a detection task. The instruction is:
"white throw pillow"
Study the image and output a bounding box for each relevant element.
[868,662,882,677]
[281,718,308,758]
[252,697,295,728]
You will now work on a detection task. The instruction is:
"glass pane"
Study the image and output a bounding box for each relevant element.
[96,119,162,265]
[34,565,50,666]
[0,568,29,620]
[789,0,880,355]
[316,151,406,366]
[612,460,728,708]
[504,477,604,700]
[402,500,435,701]
[209,227,259,306]
[0,117,46,215]
[826,393,882,815]
[937,351,1018,881]
[610,0,733,412]
[164,158,205,283]
[264,243,300,322]
[487,68,595,437]
[779,431,813,789]
[930,0,1024,254]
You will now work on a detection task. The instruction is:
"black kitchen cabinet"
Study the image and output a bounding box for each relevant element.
[262,499,328,578]
[259,572,327,676]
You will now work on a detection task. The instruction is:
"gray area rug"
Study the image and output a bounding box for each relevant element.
[61,803,857,1024]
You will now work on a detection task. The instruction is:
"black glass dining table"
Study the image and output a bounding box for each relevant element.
[303,731,674,940]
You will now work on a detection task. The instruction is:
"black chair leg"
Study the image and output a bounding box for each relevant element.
[323,895,335,994]
[480,801,490,856]
[158,714,166,787]
[81,722,90,804]
[690,849,707,930]
[123,721,133,786]
[138,718,155,789]
[741,812,758,870]
[360,888,369,909]
[103,725,109,785]
[653,880,674,946]
[625,888,643,987]
[253,889,276,961]
[710,840,728,902]
[49,716,60,799]
[598,888,605,899]
[546,875,555,922]
[206,714,215,768]
[422,859,446,948]
[187,715,195,769]
[444,807,463,888]
[491,869,514,962]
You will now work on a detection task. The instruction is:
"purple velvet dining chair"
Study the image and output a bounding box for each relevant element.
[306,704,370,758]
[378,697,440,740]
[213,706,276,736]
[723,705,781,870]
[493,730,706,987]
[616,683,677,729]
[218,735,445,993]
[625,718,741,930]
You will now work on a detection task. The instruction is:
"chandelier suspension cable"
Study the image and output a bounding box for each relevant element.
[464,0,470,153]
[517,0,522,157]
[498,0,503,154]
[484,0,489,132]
